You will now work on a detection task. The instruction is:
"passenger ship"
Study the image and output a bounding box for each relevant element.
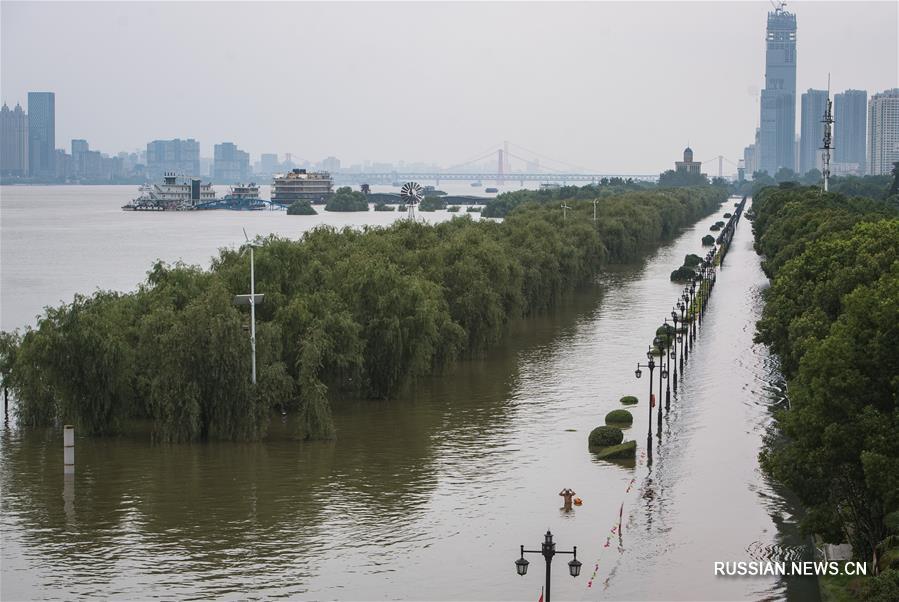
[218,183,265,210]
[122,173,216,211]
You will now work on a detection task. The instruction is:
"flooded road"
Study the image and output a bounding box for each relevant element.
[1,192,819,600]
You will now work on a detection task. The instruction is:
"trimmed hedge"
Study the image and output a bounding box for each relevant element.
[593,440,637,460]
[605,409,633,425]
[620,395,638,405]
[447,206,460,212]
[588,426,624,447]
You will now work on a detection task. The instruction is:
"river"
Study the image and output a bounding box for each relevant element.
[0,186,819,600]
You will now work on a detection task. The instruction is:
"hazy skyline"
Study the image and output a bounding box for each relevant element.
[2,1,896,173]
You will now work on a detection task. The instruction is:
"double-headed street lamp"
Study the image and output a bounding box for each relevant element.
[635,349,657,462]
[676,299,687,366]
[515,531,581,602]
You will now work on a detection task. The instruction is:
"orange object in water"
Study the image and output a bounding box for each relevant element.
[573,498,583,506]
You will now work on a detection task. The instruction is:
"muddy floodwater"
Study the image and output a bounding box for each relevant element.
[1,188,820,600]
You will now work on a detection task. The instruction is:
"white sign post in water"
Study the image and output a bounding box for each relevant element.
[63,425,74,474]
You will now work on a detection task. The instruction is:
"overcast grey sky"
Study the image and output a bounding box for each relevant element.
[2,1,896,173]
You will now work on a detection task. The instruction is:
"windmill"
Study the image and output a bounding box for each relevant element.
[401,181,423,220]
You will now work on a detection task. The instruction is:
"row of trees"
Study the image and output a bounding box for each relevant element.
[743,163,899,201]
[0,186,726,445]
[480,178,655,218]
[751,184,899,592]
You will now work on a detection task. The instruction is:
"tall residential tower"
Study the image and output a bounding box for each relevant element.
[867,88,899,176]
[0,102,29,176]
[799,89,828,175]
[834,90,867,175]
[758,6,797,175]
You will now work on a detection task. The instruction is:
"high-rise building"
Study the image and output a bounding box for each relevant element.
[834,89,867,175]
[799,89,828,175]
[758,7,797,175]
[867,88,899,176]
[71,139,89,157]
[213,142,250,183]
[256,153,280,176]
[27,92,55,177]
[321,156,341,172]
[146,138,201,179]
[0,102,29,176]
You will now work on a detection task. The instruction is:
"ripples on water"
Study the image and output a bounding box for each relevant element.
[1,196,818,600]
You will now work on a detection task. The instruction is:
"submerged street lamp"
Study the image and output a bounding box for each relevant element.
[515,531,581,602]
[662,320,672,411]
[670,309,680,391]
[653,336,668,437]
[635,347,656,462]
[677,299,687,366]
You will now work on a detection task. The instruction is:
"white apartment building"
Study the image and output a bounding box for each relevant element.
[868,88,899,176]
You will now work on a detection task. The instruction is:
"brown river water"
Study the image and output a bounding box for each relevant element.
[0,187,819,600]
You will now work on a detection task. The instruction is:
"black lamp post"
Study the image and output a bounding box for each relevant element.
[694,273,704,328]
[670,309,679,391]
[661,321,672,411]
[688,282,697,348]
[677,299,687,366]
[515,531,581,602]
[653,336,667,436]
[635,348,656,462]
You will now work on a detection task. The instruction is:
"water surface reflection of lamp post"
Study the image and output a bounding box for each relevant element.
[515,531,581,602]
[635,348,656,462]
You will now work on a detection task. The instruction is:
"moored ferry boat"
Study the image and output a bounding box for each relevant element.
[122,173,216,211]
[213,183,265,210]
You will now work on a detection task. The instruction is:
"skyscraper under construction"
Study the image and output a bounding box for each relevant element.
[758,5,797,175]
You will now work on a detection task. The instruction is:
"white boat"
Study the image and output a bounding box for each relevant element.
[122,173,216,211]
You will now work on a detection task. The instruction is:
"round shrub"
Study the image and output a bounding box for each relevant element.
[723,212,732,218]
[605,409,633,425]
[710,223,722,231]
[594,440,637,460]
[588,426,623,448]
[670,265,695,282]
[286,200,317,215]
[683,253,702,267]
[702,234,715,246]
[620,395,638,405]
[373,203,395,212]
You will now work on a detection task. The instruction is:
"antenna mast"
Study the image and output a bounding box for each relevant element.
[821,74,834,192]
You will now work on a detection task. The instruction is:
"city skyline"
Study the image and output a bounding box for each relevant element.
[2,1,896,174]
